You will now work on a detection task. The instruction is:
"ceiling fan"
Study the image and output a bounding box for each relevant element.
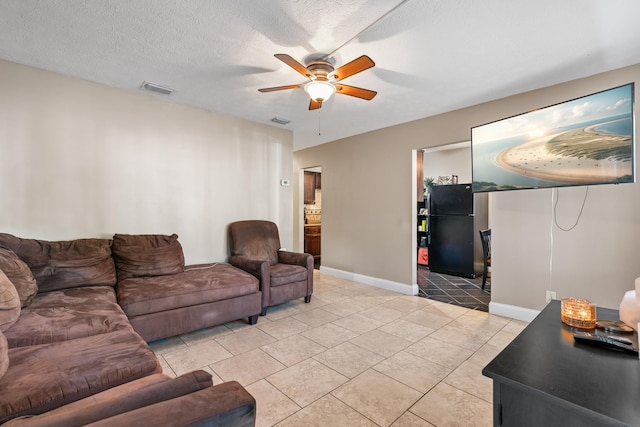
[258,54,377,110]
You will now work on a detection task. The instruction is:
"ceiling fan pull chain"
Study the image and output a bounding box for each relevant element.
[318,109,321,136]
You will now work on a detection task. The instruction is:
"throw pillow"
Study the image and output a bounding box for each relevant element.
[0,329,8,380]
[0,269,20,332]
[112,234,185,281]
[0,247,38,307]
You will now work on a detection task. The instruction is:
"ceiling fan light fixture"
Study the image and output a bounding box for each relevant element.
[304,80,335,103]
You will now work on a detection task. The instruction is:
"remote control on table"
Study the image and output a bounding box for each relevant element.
[573,331,639,355]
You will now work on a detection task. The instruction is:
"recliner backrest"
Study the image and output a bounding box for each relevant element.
[228,221,281,266]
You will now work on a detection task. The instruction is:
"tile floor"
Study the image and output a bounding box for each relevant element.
[150,271,527,427]
[417,267,491,312]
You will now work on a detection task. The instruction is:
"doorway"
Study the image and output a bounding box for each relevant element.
[303,167,321,269]
[416,142,491,311]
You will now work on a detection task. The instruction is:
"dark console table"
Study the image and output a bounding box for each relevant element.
[483,300,639,426]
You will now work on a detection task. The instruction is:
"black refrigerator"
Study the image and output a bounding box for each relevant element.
[428,184,488,278]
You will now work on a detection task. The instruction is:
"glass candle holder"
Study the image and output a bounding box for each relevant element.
[561,297,596,329]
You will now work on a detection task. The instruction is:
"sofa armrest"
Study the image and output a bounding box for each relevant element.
[87,381,255,427]
[278,250,313,269]
[5,371,213,427]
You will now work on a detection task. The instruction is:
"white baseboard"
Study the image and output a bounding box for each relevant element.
[319,266,418,295]
[489,301,540,322]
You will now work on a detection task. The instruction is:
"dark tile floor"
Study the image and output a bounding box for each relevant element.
[417,266,491,312]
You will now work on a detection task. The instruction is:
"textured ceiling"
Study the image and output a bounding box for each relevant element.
[1,0,640,150]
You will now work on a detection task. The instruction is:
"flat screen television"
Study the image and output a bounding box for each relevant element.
[471,83,635,192]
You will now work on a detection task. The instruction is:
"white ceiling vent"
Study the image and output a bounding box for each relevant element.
[271,117,291,125]
[140,81,174,95]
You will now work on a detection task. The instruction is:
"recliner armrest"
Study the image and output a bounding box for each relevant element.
[229,255,268,279]
[278,250,313,269]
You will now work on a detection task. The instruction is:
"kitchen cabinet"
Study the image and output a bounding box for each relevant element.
[304,226,321,263]
[304,172,317,204]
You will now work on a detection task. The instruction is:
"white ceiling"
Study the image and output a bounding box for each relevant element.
[1,0,640,151]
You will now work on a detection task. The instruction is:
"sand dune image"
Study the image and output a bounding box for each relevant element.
[496,120,632,183]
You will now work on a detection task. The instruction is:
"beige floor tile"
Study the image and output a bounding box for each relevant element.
[292,307,340,327]
[443,359,493,403]
[225,317,270,332]
[425,301,470,319]
[276,394,376,427]
[215,327,277,355]
[382,296,432,314]
[502,319,529,334]
[487,328,522,350]
[360,305,405,323]
[148,335,187,355]
[405,336,473,370]
[210,348,285,386]
[257,316,310,340]
[332,369,422,427]
[158,356,176,377]
[379,319,435,342]
[246,379,301,427]
[179,324,233,345]
[401,308,455,330]
[263,301,303,320]
[391,412,436,426]
[373,351,451,393]
[313,341,385,378]
[350,329,413,357]
[261,334,327,366]
[312,289,350,304]
[332,313,385,334]
[162,339,232,376]
[322,299,369,317]
[467,341,505,367]
[429,324,491,352]
[266,358,348,407]
[301,322,359,348]
[410,382,492,427]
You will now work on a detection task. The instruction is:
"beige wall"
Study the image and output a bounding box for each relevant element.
[294,63,640,312]
[0,60,294,264]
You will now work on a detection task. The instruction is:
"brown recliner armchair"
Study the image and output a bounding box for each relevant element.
[228,220,313,316]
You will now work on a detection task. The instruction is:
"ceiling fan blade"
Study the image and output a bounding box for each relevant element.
[274,54,313,79]
[309,99,322,110]
[330,55,375,81]
[258,84,301,93]
[335,84,377,100]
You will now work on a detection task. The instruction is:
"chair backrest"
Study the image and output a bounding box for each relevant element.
[228,220,281,265]
[479,229,491,260]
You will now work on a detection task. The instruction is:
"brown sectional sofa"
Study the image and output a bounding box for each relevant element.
[0,232,259,425]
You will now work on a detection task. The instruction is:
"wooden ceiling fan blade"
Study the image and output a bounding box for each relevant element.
[330,55,375,81]
[258,84,301,92]
[309,99,322,110]
[274,54,313,79]
[335,84,377,100]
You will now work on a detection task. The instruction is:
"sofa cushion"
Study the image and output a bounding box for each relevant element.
[270,263,308,286]
[117,263,259,317]
[111,234,185,281]
[0,233,117,292]
[2,371,213,427]
[0,329,161,423]
[0,330,7,380]
[0,270,20,332]
[0,247,38,307]
[3,286,133,348]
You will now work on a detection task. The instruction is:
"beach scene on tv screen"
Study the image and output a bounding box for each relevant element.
[472,84,634,192]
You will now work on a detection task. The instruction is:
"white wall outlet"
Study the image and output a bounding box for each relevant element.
[280,179,290,186]
[546,290,556,303]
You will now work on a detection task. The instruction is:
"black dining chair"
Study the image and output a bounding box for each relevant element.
[479,229,491,290]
